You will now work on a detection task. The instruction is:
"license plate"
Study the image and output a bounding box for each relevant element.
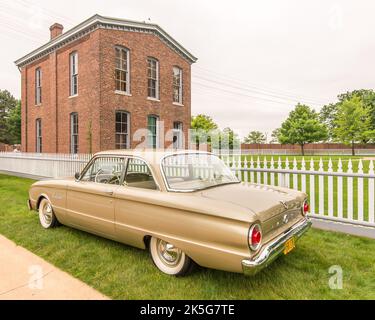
[283,237,296,255]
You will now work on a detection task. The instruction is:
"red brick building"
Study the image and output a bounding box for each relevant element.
[15,14,197,153]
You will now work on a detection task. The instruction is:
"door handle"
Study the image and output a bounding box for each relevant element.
[104,189,113,196]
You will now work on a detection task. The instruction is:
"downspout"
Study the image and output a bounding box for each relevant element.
[18,65,27,152]
[55,51,58,153]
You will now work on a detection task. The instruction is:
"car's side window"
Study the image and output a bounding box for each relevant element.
[124,158,158,190]
[80,157,125,185]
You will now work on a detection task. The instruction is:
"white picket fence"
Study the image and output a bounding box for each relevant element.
[0,152,92,178]
[220,155,375,228]
[0,152,374,228]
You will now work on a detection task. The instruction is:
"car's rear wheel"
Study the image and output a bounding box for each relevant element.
[149,237,195,276]
[38,198,58,229]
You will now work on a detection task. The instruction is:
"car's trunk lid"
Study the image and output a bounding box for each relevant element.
[199,183,305,239]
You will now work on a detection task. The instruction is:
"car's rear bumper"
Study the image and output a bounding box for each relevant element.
[242,217,312,276]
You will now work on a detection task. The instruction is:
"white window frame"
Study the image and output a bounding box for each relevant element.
[115,111,130,149]
[115,47,130,94]
[70,112,79,154]
[173,67,183,104]
[70,52,78,96]
[147,58,159,100]
[36,118,42,153]
[35,68,42,105]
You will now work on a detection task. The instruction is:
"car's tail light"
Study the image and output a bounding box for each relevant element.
[303,200,309,215]
[249,224,262,251]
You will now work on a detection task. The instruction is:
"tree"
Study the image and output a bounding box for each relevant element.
[6,100,21,144]
[319,103,338,141]
[320,89,375,142]
[211,127,240,151]
[279,103,327,155]
[243,131,266,144]
[0,90,19,144]
[270,128,281,143]
[190,114,218,149]
[334,96,372,155]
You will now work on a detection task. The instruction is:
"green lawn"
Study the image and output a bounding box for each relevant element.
[0,173,374,299]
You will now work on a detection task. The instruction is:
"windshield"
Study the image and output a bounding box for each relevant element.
[161,153,239,191]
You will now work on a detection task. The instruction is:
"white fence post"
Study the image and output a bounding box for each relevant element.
[277,157,283,187]
[284,158,290,188]
[357,160,364,222]
[318,158,324,215]
[243,157,248,185]
[263,157,268,185]
[270,157,275,186]
[301,157,306,193]
[292,157,298,190]
[369,160,374,224]
[328,158,333,217]
[250,156,254,183]
[309,159,315,215]
[337,159,343,219]
[347,159,353,220]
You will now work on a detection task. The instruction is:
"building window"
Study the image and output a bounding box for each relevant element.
[35,68,42,105]
[36,118,42,153]
[173,67,183,104]
[70,113,78,154]
[173,122,183,149]
[147,115,159,149]
[115,111,130,149]
[147,58,159,99]
[115,47,130,93]
[70,52,78,96]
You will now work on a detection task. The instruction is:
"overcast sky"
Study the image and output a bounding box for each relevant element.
[1,0,375,139]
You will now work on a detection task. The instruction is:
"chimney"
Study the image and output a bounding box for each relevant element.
[49,23,64,40]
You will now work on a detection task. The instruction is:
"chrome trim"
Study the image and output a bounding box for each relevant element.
[248,223,262,251]
[242,218,312,276]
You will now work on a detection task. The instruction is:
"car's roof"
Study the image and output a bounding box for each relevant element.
[94,149,212,164]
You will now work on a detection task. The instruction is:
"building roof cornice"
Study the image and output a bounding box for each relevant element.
[14,14,197,67]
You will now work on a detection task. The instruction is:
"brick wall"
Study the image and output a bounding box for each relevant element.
[21,26,192,153]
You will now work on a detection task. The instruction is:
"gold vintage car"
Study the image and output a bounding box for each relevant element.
[28,150,311,276]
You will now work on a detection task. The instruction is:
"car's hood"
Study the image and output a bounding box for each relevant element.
[198,183,306,222]
[31,176,75,187]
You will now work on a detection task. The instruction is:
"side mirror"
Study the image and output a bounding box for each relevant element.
[74,172,80,180]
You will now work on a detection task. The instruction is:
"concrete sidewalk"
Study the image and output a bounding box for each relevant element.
[0,235,108,300]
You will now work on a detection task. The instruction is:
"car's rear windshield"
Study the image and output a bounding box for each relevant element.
[161,153,239,191]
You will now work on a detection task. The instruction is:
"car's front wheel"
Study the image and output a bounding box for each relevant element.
[38,198,58,229]
[149,237,195,276]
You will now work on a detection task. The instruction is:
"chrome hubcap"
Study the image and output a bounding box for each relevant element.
[157,239,182,266]
[42,203,52,225]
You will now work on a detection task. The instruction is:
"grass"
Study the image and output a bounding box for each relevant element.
[0,173,375,299]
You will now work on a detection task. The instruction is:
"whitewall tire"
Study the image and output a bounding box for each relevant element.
[149,237,195,276]
[38,198,58,229]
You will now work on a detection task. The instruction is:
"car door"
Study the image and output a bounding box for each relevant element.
[114,157,161,248]
[66,156,126,239]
